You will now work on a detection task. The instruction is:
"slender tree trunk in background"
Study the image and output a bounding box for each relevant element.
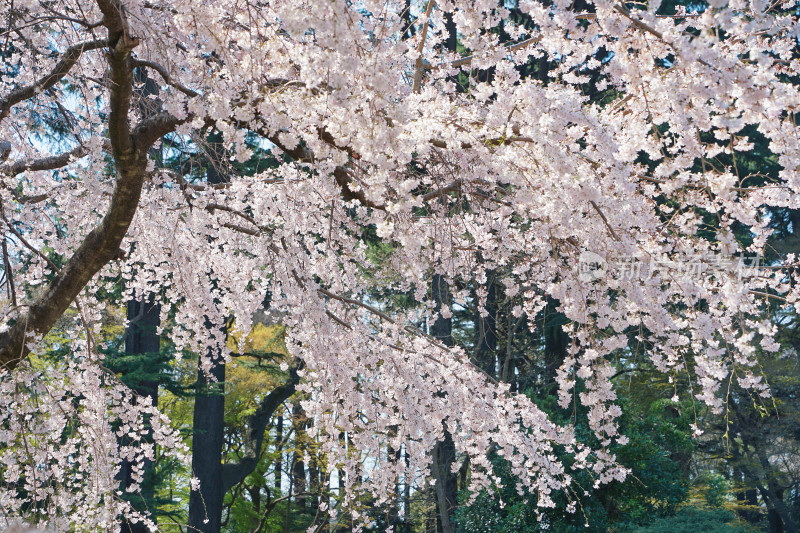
[431,437,457,533]
[735,467,760,525]
[430,274,458,533]
[474,269,497,376]
[292,400,308,512]
[744,486,760,523]
[457,459,469,493]
[387,427,402,531]
[543,296,568,391]
[500,310,524,389]
[119,299,160,533]
[401,0,415,39]
[309,448,321,511]
[430,274,454,347]
[285,456,295,533]
[334,432,348,532]
[275,413,284,492]
[403,447,412,533]
[188,333,227,533]
[444,13,457,55]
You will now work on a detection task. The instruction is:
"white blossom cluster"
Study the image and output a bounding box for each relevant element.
[0,0,798,528]
[0,347,188,531]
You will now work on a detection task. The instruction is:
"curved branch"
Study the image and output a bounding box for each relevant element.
[221,361,302,493]
[1,144,88,176]
[0,39,107,122]
[132,59,200,98]
[0,5,149,370]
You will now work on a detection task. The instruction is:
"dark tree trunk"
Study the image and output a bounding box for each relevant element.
[732,432,800,533]
[275,414,283,491]
[431,435,457,533]
[188,142,230,533]
[474,269,497,376]
[309,449,321,510]
[759,449,798,533]
[735,468,761,524]
[542,296,568,391]
[188,338,226,533]
[403,447,412,533]
[430,273,458,533]
[119,299,160,533]
[769,507,785,533]
[761,481,797,533]
[292,400,308,512]
[387,428,402,531]
[425,488,437,533]
[444,13,457,55]
[430,273,454,347]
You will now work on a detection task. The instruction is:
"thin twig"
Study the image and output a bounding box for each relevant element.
[412,0,436,94]
[2,238,16,307]
[589,200,620,241]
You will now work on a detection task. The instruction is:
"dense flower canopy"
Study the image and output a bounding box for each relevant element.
[0,0,799,529]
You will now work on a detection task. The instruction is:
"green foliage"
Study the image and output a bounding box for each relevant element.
[696,473,731,509]
[454,392,694,533]
[616,507,753,533]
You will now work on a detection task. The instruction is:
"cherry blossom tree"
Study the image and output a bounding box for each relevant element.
[0,0,799,530]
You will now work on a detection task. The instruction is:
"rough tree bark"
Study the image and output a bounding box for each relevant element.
[0,0,172,370]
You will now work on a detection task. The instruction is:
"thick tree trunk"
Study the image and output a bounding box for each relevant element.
[762,478,797,533]
[769,506,785,533]
[732,434,800,533]
[0,12,156,370]
[757,447,799,533]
